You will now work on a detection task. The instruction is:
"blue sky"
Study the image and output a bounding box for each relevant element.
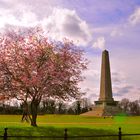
[0,0,140,102]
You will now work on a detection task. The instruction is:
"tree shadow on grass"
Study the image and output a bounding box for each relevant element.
[0,126,132,140]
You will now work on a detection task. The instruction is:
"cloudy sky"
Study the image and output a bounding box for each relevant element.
[0,0,140,102]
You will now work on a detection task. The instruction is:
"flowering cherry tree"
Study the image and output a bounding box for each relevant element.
[0,28,87,126]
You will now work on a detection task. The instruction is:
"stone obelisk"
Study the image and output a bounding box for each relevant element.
[99,50,113,102]
[81,50,121,116]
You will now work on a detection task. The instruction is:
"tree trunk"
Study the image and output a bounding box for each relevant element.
[30,100,38,127]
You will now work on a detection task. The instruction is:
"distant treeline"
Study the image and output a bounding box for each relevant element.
[0,98,139,115]
[0,98,92,115]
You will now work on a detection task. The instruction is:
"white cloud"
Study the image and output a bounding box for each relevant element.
[110,28,123,37]
[78,54,101,103]
[0,4,93,46]
[92,37,105,50]
[42,8,93,46]
[129,7,140,25]
[0,3,39,28]
[112,71,133,99]
[0,12,38,28]
[113,84,140,101]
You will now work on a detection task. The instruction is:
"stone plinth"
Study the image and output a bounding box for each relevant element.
[81,104,121,116]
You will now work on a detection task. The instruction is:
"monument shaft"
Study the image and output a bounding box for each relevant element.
[99,50,113,101]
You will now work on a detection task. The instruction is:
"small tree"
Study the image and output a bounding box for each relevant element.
[0,28,87,126]
[119,98,130,113]
[129,100,140,115]
[76,100,81,114]
[42,99,56,114]
[81,98,92,113]
[57,101,67,114]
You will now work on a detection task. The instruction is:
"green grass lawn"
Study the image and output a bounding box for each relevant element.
[0,115,140,140]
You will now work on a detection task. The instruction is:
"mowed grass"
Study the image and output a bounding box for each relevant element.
[0,115,140,140]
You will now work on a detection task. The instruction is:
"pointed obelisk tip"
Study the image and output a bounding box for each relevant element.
[103,49,108,54]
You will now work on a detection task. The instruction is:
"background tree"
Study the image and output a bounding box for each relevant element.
[75,100,81,115]
[42,99,56,114]
[119,98,140,115]
[56,101,66,114]
[80,98,92,113]
[129,100,140,115]
[0,28,87,126]
[119,98,130,113]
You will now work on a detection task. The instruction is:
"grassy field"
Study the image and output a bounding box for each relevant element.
[0,115,140,140]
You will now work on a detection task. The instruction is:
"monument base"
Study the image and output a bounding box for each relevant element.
[95,100,118,106]
[81,101,122,117]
